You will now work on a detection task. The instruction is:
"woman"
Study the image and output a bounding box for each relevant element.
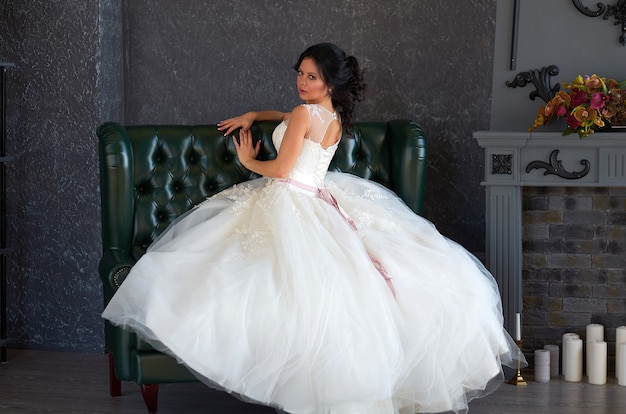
[103,43,523,414]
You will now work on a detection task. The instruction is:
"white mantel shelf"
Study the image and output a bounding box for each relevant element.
[473,131,626,335]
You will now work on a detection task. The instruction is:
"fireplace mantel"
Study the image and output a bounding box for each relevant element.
[473,131,626,335]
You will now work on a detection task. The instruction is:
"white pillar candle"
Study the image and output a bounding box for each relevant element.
[586,323,604,343]
[564,337,583,382]
[562,333,580,378]
[587,340,607,385]
[534,349,551,383]
[515,312,521,341]
[618,343,626,387]
[544,344,559,377]
[616,326,626,380]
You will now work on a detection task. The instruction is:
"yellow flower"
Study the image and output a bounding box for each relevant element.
[565,75,585,91]
[584,74,605,93]
[529,106,549,132]
[572,106,597,123]
[593,116,605,128]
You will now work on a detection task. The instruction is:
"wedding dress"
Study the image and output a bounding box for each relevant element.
[103,104,523,414]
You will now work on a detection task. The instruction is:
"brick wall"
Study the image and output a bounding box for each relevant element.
[522,187,626,372]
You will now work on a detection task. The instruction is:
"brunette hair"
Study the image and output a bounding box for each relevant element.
[294,43,366,133]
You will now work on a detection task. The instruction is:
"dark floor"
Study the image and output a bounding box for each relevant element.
[1,348,625,413]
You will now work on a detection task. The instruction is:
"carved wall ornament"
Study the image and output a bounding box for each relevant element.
[572,0,626,45]
[505,65,560,103]
[525,149,591,179]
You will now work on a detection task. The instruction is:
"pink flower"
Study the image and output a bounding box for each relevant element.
[555,105,567,117]
[589,92,608,109]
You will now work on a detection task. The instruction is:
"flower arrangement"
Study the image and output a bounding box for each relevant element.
[530,74,626,138]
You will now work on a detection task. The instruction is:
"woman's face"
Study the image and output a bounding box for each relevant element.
[296,57,331,104]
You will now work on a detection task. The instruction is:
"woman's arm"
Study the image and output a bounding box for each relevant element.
[233,105,308,178]
[217,111,288,136]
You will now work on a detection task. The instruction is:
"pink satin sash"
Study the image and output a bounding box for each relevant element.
[280,178,397,298]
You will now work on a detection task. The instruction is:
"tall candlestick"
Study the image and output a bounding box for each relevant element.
[509,339,527,386]
[515,312,521,341]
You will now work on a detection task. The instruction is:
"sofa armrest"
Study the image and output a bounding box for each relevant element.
[99,250,135,301]
[388,120,427,215]
[98,122,135,254]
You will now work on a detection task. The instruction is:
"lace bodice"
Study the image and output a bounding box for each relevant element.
[272,104,339,188]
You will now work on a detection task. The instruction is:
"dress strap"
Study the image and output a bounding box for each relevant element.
[303,104,340,146]
[280,178,397,298]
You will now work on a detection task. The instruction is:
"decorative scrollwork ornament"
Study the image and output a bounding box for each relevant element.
[525,150,590,180]
[572,0,626,45]
[506,65,560,103]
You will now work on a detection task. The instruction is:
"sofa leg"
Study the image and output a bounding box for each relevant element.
[141,384,159,414]
[108,353,122,397]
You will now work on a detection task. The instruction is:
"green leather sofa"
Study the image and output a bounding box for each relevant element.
[97,120,427,413]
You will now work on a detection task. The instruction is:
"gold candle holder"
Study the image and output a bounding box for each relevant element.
[509,339,527,386]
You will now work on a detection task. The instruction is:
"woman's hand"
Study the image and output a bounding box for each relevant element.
[233,128,260,168]
[217,112,256,136]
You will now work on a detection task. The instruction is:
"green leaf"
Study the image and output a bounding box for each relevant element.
[562,127,576,136]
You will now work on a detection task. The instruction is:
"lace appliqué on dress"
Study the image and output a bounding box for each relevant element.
[229,182,281,259]
[362,189,390,201]
[224,183,257,216]
[193,182,257,216]
[233,224,274,258]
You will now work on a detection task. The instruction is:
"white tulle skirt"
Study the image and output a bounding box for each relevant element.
[102,172,524,414]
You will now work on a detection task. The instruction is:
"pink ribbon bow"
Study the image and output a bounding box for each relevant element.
[281,178,396,298]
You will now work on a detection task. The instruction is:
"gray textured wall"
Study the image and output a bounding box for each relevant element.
[0,0,104,351]
[123,0,495,251]
[0,0,496,352]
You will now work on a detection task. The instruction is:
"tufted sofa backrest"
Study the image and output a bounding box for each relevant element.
[98,120,426,262]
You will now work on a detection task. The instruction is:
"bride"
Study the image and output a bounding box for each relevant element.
[103,42,524,414]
